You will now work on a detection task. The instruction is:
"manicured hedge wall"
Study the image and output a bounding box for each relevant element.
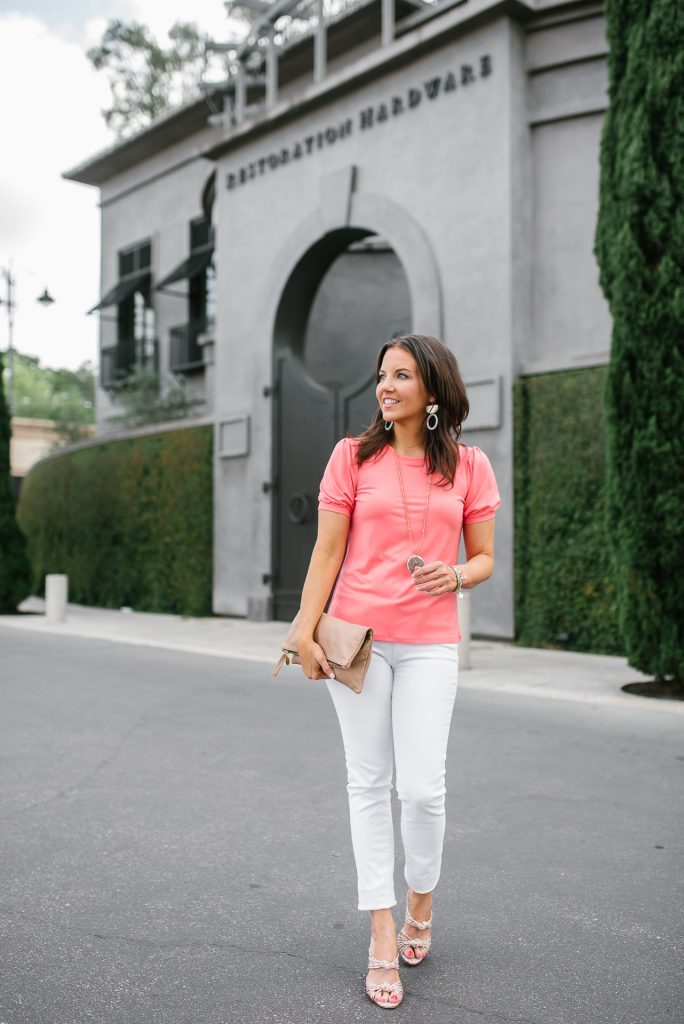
[17,424,213,616]
[513,366,623,655]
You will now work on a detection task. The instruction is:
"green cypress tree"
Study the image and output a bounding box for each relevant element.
[595,1,684,683]
[0,351,32,611]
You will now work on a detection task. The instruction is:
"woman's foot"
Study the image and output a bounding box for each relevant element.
[366,912,402,1007]
[399,888,432,962]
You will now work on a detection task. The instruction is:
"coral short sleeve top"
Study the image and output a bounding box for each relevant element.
[317,438,501,643]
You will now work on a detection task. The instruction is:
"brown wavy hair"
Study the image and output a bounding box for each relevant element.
[354,334,469,486]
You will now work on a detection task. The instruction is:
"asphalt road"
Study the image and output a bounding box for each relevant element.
[1,629,682,1024]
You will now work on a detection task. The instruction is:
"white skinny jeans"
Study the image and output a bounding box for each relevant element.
[325,640,459,911]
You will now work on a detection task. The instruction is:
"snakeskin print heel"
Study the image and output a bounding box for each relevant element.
[397,891,432,966]
[365,942,404,1008]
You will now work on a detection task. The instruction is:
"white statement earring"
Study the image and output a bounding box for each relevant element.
[426,404,439,431]
[384,420,393,431]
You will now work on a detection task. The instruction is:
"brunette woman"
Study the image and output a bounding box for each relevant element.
[295,334,501,1008]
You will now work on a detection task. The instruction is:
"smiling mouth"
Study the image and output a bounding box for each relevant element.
[383,399,400,406]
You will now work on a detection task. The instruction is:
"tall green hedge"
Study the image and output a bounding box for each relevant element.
[17,425,213,616]
[514,366,623,655]
[594,1,684,682]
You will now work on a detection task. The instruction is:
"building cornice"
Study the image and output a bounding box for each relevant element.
[62,0,602,186]
[201,0,534,163]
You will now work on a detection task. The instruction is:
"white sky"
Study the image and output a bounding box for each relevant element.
[0,1,237,372]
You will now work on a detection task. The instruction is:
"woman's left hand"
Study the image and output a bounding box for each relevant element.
[411,561,457,595]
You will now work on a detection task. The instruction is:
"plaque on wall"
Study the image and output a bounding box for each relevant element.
[462,377,501,431]
[218,415,250,458]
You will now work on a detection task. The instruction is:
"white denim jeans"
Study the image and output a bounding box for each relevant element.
[325,640,459,911]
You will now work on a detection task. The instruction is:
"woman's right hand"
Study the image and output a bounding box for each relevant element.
[298,637,336,680]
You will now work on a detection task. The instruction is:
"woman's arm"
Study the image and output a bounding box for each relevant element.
[459,517,495,588]
[296,509,351,679]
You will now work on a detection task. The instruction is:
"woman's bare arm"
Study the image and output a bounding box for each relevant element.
[459,517,495,588]
[296,509,351,679]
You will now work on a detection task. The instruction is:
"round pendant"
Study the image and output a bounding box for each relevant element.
[407,555,425,573]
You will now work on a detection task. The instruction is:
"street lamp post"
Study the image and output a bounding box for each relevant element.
[0,265,55,415]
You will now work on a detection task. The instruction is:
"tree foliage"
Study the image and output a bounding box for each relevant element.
[0,350,32,611]
[5,350,95,444]
[86,19,219,137]
[87,4,368,137]
[595,0,684,682]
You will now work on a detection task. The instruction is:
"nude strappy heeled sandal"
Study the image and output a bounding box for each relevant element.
[397,892,432,966]
[365,942,404,1008]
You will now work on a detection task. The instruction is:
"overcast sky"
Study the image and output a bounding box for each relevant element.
[0,1,234,372]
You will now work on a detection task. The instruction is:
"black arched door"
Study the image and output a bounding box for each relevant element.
[271,230,411,620]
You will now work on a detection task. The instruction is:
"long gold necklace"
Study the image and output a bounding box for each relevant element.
[392,444,432,573]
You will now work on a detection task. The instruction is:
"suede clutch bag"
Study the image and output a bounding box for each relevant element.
[272,610,373,694]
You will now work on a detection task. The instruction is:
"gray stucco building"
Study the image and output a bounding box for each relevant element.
[65,0,611,638]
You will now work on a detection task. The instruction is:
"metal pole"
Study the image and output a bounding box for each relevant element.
[381,0,394,47]
[314,0,327,84]
[234,62,246,124]
[2,266,54,417]
[1,266,15,415]
[266,27,278,108]
[459,590,472,670]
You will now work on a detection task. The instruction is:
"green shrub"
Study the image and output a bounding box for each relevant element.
[513,366,623,655]
[594,0,684,682]
[17,424,213,615]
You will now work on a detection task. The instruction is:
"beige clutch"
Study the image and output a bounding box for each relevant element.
[272,610,373,694]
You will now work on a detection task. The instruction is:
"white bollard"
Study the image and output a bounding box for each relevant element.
[458,590,471,670]
[45,574,68,623]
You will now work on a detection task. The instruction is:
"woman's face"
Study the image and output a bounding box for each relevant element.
[376,346,433,427]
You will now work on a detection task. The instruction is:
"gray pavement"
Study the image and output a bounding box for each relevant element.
[3,595,683,716]
[0,603,683,1024]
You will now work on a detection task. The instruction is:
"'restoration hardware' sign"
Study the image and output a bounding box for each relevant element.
[225,54,493,191]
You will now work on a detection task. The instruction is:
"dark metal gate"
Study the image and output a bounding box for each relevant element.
[271,354,378,621]
[270,231,411,621]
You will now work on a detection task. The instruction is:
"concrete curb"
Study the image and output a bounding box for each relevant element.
[2,597,682,716]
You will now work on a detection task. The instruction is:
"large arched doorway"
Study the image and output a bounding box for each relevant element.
[271,228,411,620]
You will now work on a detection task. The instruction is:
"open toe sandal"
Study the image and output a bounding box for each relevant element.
[397,892,432,966]
[365,943,404,1008]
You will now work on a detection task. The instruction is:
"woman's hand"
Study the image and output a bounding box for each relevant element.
[298,637,336,680]
[412,561,459,594]
[413,527,496,595]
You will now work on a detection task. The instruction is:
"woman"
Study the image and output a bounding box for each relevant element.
[295,334,501,1008]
